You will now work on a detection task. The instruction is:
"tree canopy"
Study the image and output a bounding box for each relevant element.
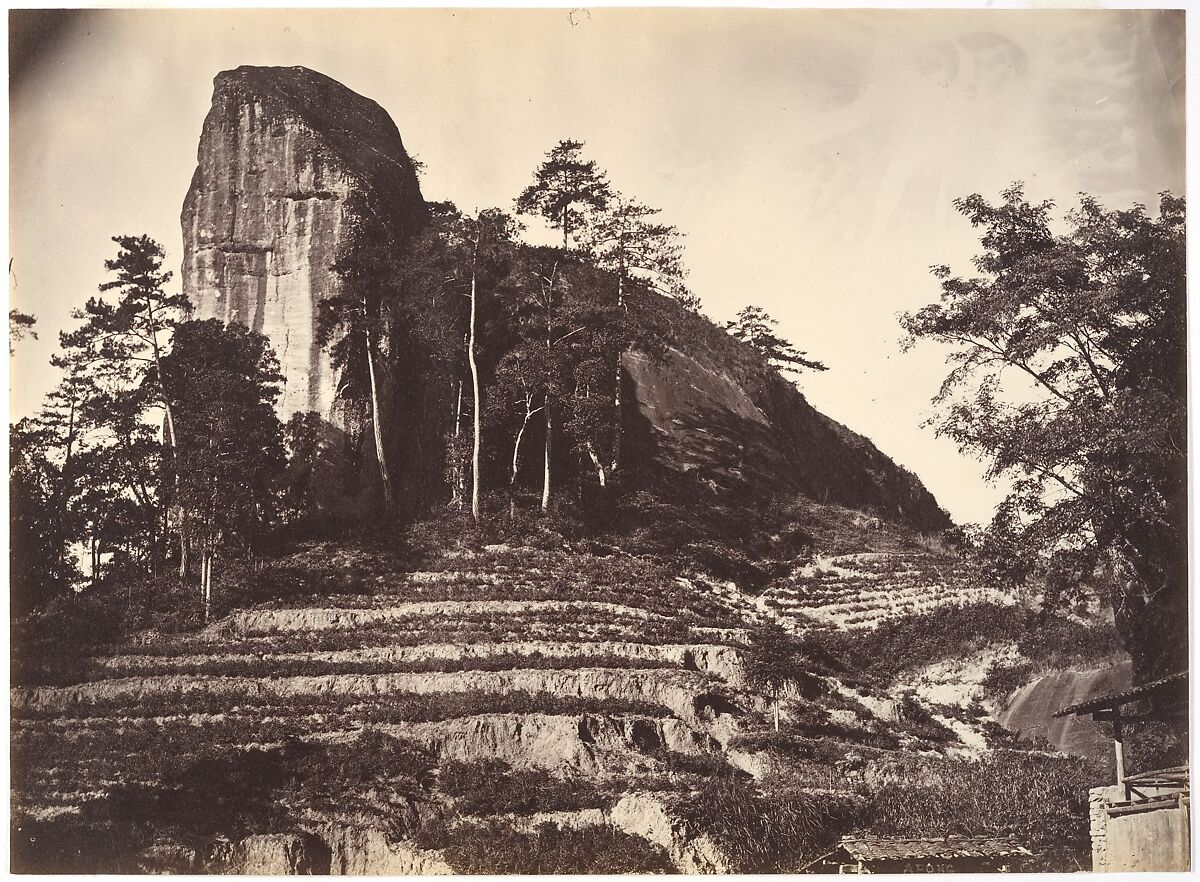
[901,185,1186,681]
[162,318,287,617]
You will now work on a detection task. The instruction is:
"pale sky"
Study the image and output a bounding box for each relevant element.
[8,8,1186,526]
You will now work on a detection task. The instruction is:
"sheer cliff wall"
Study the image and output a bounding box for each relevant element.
[182,65,425,420]
[181,65,426,514]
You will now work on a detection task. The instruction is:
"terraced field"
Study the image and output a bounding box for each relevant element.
[11,540,1034,873]
[760,550,1018,631]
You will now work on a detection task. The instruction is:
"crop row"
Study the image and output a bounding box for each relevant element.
[768,580,953,605]
[20,649,682,689]
[257,580,740,625]
[767,583,1008,614]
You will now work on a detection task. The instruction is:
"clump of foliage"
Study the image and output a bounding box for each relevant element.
[13,731,441,874]
[864,749,1107,870]
[818,602,1119,685]
[744,621,844,731]
[894,693,957,743]
[438,759,613,815]
[726,304,827,375]
[9,308,37,352]
[12,688,674,724]
[981,660,1038,703]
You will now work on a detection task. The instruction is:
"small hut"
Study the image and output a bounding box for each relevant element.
[1053,670,1189,872]
[815,835,1032,873]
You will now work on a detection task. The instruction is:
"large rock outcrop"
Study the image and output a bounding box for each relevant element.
[181,65,426,512]
[180,66,947,531]
[625,293,951,530]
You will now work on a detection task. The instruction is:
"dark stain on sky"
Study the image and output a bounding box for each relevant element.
[9,9,87,98]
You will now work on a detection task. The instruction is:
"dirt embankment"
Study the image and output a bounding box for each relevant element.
[206,600,671,639]
[368,713,717,775]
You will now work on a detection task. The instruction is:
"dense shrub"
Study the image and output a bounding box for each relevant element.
[13,591,124,652]
[12,731,441,873]
[819,603,1121,685]
[25,649,676,688]
[894,693,957,743]
[13,688,674,724]
[980,660,1037,702]
[438,760,612,815]
[1123,719,1189,772]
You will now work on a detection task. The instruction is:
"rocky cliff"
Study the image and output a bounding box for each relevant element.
[181,65,425,423]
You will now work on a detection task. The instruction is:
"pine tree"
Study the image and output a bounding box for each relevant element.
[516,139,612,249]
[9,309,37,354]
[94,235,190,448]
[584,194,689,471]
[726,305,828,375]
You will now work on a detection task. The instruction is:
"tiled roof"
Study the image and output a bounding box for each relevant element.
[838,836,1033,862]
[1053,671,1188,718]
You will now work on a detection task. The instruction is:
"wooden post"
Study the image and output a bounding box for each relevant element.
[1112,706,1126,792]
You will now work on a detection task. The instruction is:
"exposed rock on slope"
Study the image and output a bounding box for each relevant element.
[626,297,950,530]
[999,662,1132,760]
[181,64,425,434]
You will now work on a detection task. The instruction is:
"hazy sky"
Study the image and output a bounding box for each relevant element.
[8,8,1186,526]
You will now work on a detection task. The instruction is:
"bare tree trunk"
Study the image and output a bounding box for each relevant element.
[585,439,607,488]
[58,398,78,582]
[364,319,395,511]
[454,381,463,437]
[452,380,464,509]
[612,272,625,473]
[179,528,190,579]
[142,295,178,449]
[468,269,482,522]
[541,398,552,512]
[510,397,540,520]
[541,262,558,513]
[202,544,212,624]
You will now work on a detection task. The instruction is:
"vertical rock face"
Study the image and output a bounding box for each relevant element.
[181,65,425,424]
